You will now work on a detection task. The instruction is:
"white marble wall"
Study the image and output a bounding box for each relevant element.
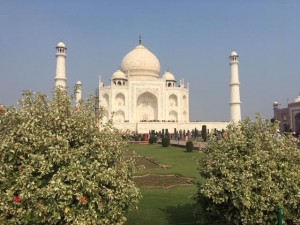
[111,121,229,134]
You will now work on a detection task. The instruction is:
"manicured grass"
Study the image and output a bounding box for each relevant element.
[130,143,203,182]
[125,144,203,225]
[126,186,198,225]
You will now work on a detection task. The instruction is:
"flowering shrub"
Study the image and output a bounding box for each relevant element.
[12,196,23,203]
[194,115,300,224]
[0,89,140,224]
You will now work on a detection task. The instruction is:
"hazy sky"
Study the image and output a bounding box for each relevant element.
[1,0,299,121]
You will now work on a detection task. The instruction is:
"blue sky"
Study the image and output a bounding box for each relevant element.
[0,0,299,121]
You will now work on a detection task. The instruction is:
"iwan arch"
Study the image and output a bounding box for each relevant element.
[55,38,242,133]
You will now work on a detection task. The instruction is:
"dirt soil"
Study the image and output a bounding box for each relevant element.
[134,174,193,188]
[135,157,161,169]
[134,157,193,187]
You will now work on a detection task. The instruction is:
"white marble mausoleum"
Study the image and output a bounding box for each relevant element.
[54,39,242,134]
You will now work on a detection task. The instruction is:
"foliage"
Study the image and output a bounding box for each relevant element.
[0,89,140,225]
[186,141,193,152]
[149,135,157,144]
[161,136,170,147]
[194,115,300,225]
[201,125,207,142]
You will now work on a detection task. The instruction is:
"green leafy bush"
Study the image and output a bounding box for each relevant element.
[186,141,193,152]
[194,115,300,225]
[134,135,141,141]
[149,135,157,144]
[0,89,140,225]
[161,136,170,147]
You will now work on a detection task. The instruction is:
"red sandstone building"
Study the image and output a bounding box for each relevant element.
[273,95,300,134]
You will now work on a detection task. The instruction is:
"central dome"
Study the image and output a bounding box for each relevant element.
[120,44,160,79]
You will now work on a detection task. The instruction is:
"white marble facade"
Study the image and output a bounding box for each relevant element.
[98,41,229,133]
[99,42,189,124]
[54,40,230,134]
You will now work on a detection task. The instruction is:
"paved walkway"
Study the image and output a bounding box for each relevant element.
[169,139,207,150]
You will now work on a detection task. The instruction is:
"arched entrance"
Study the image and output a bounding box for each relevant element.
[169,110,178,121]
[102,94,109,107]
[137,92,158,121]
[115,93,125,106]
[114,110,125,123]
[169,94,178,107]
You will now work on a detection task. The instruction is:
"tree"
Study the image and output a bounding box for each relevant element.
[0,89,140,225]
[186,141,193,152]
[149,135,157,144]
[162,136,170,147]
[201,125,207,142]
[194,115,300,225]
[194,128,199,138]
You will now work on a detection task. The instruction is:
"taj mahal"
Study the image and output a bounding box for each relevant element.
[55,38,241,134]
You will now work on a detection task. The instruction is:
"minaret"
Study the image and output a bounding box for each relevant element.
[229,51,241,123]
[75,81,82,107]
[55,41,67,88]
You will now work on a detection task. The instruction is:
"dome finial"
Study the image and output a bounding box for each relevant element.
[139,34,142,45]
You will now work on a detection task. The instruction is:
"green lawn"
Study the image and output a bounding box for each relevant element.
[130,144,203,181]
[125,144,203,225]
